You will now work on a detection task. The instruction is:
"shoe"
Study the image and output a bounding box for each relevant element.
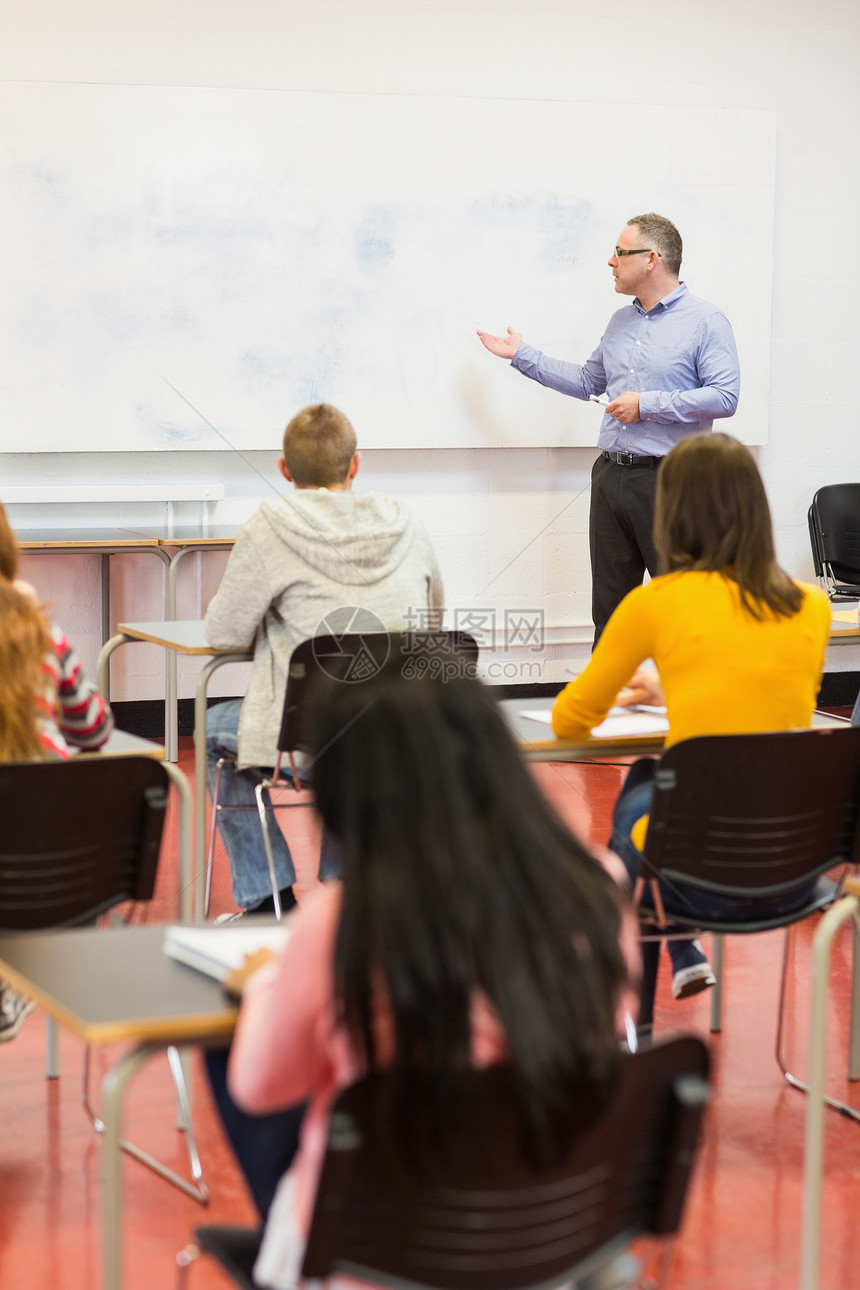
[672,961,717,999]
[669,937,717,1000]
[214,888,297,924]
[0,986,37,1042]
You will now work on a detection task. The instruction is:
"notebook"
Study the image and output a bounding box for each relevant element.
[162,923,291,983]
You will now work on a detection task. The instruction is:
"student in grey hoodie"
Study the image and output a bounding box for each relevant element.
[204,403,444,916]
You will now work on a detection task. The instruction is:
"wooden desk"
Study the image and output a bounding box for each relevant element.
[830,605,860,639]
[501,697,851,763]
[502,696,669,760]
[0,925,238,1290]
[98,621,252,912]
[123,523,240,548]
[18,529,168,672]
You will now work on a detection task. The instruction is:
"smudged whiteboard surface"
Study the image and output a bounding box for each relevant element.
[0,84,774,451]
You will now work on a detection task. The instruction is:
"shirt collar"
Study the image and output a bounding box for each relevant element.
[633,281,688,315]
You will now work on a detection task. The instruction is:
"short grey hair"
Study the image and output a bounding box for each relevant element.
[627,213,682,276]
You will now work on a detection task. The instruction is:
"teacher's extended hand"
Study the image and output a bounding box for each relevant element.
[476,326,523,359]
[605,391,640,424]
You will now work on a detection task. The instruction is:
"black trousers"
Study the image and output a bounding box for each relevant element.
[204,1046,305,1221]
[589,455,661,645]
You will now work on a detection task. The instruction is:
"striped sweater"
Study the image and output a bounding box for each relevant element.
[37,624,114,758]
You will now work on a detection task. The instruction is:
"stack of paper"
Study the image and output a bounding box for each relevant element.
[163,923,290,983]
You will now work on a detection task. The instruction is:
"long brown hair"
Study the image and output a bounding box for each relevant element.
[654,433,804,619]
[0,502,53,760]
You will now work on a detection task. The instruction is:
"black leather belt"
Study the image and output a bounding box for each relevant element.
[601,451,663,469]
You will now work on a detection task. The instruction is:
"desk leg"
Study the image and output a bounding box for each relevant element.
[164,548,197,764]
[100,1040,210,1289]
[101,554,111,661]
[97,634,134,699]
[194,654,250,920]
[164,762,194,923]
[850,912,860,1082]
[800,894,860,1290]
[100,1043,161,1290]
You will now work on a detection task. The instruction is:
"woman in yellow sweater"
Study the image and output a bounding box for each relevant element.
[552,433,831,1011]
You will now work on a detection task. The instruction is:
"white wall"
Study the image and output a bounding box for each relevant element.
[3,0,859,698]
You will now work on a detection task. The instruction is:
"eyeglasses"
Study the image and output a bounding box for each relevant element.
[613,247,654,258]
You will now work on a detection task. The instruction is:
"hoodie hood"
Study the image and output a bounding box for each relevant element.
[258,489,420,587]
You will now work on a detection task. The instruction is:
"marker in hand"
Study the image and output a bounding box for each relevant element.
[589,393,610,407]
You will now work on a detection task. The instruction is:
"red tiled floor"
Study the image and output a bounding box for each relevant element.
[0,738,858,1289]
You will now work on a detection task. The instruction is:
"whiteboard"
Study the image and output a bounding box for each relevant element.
[0,84,775,451]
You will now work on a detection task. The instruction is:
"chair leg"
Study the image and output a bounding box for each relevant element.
[709,934,725,1033]
[775,920,860,1121]
[850,910,860,1081]
[638,939,661,1037]
[82,1043,211,1201]
[45,1015,60,1079]
[167,1045,207,1191]
[204,759,227,918]
[175,1242,201,1290]
[801,894,860,1290]
[254,781,283,921]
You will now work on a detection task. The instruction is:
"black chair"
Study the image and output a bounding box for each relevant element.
[206,630,479,918]
[0,754,208,1200]
[632,727,860,1118]
[807,483,860,599]
[177,1035,710,1290]
[0,755,169,930]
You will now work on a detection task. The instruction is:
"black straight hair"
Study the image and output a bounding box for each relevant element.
[310,660,631,1162]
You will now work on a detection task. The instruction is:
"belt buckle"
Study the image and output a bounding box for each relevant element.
[617,451,634,466]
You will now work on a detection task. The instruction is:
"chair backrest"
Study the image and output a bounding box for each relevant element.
[278,630,480,755]
[301,1037,710,1290]
[807,502,824,578]
[642,728,860,902]
[0,756,169,931]
[809,484,860,590]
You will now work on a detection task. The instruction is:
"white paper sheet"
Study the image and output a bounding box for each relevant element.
[518,707,669,738]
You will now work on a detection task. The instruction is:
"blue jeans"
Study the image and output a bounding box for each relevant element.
[205,699,342,909]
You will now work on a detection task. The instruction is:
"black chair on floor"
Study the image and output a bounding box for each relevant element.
[206,630,479,918]
[632,727,860,1118]
[807,482,860,599]
[177,1035,710,1290]
[0,754,207,1200]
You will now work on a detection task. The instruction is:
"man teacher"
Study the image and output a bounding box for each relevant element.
[478,212,740,642]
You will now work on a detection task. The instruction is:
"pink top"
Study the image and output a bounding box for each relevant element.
[228,878,639,1289]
